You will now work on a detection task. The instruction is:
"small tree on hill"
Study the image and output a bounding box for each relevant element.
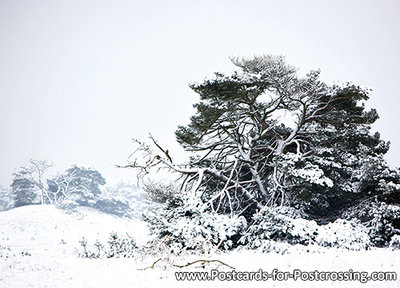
[11,171,37,207]
[10,160,52,206]
[0,185,13,211]
[48,165,106,206]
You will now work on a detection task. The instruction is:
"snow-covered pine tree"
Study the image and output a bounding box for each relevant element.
[123,55,400,248]
[10,160,52,206]
[173,55,399,219]
[48,165,106,206]
[0,185,13,211]
[11,171,37,207]
[284,84,396,219]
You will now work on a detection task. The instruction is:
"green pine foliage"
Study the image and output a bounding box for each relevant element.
[11,172,37,207]
[174,55,400,221]
[131,55,400,250]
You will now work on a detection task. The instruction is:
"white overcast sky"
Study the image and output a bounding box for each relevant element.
[0,0,399,187]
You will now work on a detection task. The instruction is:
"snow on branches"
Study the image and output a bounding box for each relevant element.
[121,55,397,221]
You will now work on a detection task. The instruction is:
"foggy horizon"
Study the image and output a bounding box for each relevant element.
[1,0,399,187]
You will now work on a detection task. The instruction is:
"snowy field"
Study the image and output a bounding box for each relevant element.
[1,205,399,288]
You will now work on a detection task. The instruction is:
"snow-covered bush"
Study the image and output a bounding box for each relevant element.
[102,182,151,219]
[144,181,177,205]
[366,204,400,247]
[318,219,371,250]
[144,186,247,254]
[342,201,400,247]
[0,186,13,211]
[0,244,13,259]
[389,235,400,249]
[79,237,100,258]
[78,232,137,259]
[106,232,137,258]
[239,207,370,253]
[92,198,133,217]
[56,198,79,214]
[144,181,374,255]
[56,195,133,217]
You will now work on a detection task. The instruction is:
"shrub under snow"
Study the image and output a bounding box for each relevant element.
[342,201,400,247]
[144,192,247,254]
[79,232,138,259]
[239,207,371,253]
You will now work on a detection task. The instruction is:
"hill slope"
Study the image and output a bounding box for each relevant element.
[1,205,399,288]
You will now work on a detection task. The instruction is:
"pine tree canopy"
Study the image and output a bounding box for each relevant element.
[127,55,400,220]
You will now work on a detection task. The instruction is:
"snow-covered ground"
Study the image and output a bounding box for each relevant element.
[1,205,399,288]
